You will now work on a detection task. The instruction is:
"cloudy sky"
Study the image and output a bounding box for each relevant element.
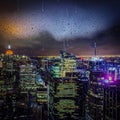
[0,0,120,56]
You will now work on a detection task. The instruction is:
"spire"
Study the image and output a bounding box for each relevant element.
[8,45,11,49]
[8,41,11,49]
[94,42,97,56]
[5,41,13,55]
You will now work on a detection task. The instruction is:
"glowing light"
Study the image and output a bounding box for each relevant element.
[5,44,14,55]
[104,75,114,83]
[90,56,103,62]
[8,45,11,49]
[108,76,112,81]
[108,67,116,71]
[6,50,14,55]
[101,77,104,80]
[1,18,38,39]
[104,80,109,83]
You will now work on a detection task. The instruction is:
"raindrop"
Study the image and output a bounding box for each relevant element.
[32,27,33,30]
[68,23,70,25]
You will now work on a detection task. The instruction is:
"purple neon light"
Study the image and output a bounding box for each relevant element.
[104,74,114,83]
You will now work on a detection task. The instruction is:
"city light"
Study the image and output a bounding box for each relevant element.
[0,0,120,119]
[90,56,103,62]
[103,74,115,83]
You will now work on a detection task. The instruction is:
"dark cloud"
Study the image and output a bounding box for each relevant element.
[0,23,120,56]
[0,0,17,14]
[94,24,120,46]
[0,0,120,56]
[90,24,120,55]
[12,31,63,56]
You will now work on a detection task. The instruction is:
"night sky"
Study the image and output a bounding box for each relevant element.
[0,0,120,56]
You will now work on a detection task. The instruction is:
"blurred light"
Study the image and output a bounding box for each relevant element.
[108,67,116,71]
[101,77,104,80]
[104,75,115,83]
[6,50,13,55]
[108,76,112,81]
[22,55,26,58]
[90,56,103,62]
[8,45,11,49]
[104,80,109,83]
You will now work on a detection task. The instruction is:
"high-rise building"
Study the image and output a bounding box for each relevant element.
[19,64,37,91]
[47,51,89,120]
[86,59,120,120]
[19,62,48,120]
[104,82,120,120]
[5,43,14,55]
[49,77,85,120]
[86,71,105,120]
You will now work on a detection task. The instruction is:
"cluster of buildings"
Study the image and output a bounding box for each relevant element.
[39,50,120,120]
[0,45,48,120]
[0,44,120,120]
[86,56,120,120]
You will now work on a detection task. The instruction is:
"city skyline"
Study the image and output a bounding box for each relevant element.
[0,0,120,56]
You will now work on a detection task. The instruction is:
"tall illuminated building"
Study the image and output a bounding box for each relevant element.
[47,51,88,120]
[48,77,83,120]
[86,56,106,120]
[104,81,120,120]
[94,42,97,56]
[86,70,105,120]
[5,43,14,55]
[86,57,120,120]
[0,54,20,120]
[19,64,37,91]
[103,66,120,120]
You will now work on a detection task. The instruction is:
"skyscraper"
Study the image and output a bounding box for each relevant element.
[86,71,105,120]
[47,51,88,120]
[5,42,14,55]
[104,81,120,120]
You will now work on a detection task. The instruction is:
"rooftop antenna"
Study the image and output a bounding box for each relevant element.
[94,42,97,56]
[8,40,11,49]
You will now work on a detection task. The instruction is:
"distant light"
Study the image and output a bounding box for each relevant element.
[22,55,26,58]
[6,50,13,55]
[104,79,114,83]
[79,57,83,60]
[108,67,116,71]
[108,76,112,81]
[101,77,104,80]
[104,80,109,83]
[90,56,103,62]
[104,75,114,83]
[8,45,11,49]
[6,44,13,55]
